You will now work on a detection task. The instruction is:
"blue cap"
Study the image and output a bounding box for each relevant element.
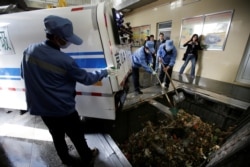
[165,40,174,51]
[145,41,155,53]
[44,15,83,45]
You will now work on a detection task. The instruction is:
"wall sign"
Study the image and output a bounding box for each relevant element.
[179,10,234,50]
[0,26,15,55]
[179,16,204,48]
[131,25,150,47]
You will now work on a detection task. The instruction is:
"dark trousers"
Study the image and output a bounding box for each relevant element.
[132,66,140,91]
[159,64,173,88]
[152,54,156,70]
[41,111,92,164]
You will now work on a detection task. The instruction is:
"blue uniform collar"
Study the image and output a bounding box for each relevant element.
[45,40,60,51]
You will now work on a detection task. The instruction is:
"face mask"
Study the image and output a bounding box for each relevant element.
[55,37,71,49]
[60,41,71,49]
[166,49,173,54]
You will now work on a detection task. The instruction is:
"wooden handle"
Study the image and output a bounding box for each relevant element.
[160,62,179,95]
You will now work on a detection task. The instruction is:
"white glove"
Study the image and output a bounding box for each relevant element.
[152,71,157,75]
[107,66,117,76]
[149,63,153,67]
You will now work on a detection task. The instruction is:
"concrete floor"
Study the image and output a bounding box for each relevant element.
[0,109,131,167]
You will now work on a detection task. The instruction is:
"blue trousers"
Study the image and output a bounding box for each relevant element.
[179,54,196,76]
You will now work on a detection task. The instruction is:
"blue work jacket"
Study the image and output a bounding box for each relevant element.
[21,40,108,117]
[132,46,153,73]
[156,43,177,70]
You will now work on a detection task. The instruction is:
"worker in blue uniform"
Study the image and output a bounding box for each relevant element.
[132,40,156,95]
[156,40,177,89]
[21,15,114,167]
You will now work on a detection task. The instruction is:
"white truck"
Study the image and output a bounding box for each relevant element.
[0,2,132,120]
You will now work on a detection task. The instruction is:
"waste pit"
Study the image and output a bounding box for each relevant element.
[111,89,250,167]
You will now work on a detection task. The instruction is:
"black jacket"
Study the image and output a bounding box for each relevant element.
[183,41,202,60]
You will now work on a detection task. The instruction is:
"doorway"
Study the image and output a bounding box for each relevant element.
[157,21,172,40]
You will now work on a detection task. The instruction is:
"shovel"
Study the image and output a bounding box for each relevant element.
[150,66,178,116]
[160,62,185,104]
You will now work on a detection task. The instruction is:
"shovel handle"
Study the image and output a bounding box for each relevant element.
[149,66,174,107]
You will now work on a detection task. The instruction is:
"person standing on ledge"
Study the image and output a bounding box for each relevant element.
[179,34,203,78]
[21,15,115,166]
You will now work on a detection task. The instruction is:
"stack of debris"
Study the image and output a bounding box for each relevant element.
[119,109,233,167]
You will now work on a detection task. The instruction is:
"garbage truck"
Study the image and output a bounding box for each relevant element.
[0,2,132,120]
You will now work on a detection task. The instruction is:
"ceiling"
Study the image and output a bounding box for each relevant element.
[1,0,160,12]
[0,0,40,14]
[114,0,158,13]
[0,0,175,14]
